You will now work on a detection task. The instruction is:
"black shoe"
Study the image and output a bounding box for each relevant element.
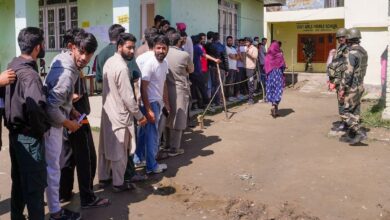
[349,129,367,144]
[49,209,81,220]
[98,179,112,189]
[339,130,356,143]
[112,183,135,193]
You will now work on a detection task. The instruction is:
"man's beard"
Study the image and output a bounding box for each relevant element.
[121,51,134,61]
[37,48,45,58]
[155,52,166,62]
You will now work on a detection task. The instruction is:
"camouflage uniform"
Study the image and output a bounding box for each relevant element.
[339,44,368,133]
[328,43,348,116]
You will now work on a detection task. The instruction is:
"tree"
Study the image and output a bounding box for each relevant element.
[303,38,315,72]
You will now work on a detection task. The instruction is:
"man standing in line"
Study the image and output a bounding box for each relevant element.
[259,37,267,94]
[95,24,146,186]
[207,32,229,106]
[98,33,147,192]
[338,28,368,144]
[58,27,110,209]
[244,37,259,105]
[225,36,239,102]
[165,32,194,156]
[44,31,97,220]
[5,27,50,220]
[328,28,348,132]
[137,35,170,174]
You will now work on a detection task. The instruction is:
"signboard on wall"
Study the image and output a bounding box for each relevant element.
[267,0,324,11]
[296,22,339,32]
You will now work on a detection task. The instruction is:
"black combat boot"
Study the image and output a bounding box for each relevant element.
[339,129,355,143]
[348,128,367,144]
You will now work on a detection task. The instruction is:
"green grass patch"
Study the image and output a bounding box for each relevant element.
[361,99,390,129]
[91,126,100,132]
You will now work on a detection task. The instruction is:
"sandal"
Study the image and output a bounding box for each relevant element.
[81,197,110,209]
[112,183,136,193]
[126,173,148,183]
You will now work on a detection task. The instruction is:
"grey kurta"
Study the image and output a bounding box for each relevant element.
[99,53,143,161]
[166,46,194,130]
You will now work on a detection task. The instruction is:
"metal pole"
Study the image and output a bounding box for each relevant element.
[291,48,295,88]
[217,64,229,120]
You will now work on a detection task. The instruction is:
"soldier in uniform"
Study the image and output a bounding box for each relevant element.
[328,28,348,132]
[338,28,368,144]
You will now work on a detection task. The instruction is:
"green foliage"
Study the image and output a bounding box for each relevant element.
[361,99,390,129]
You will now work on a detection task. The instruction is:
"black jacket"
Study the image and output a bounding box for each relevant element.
[205,41,229,71]
[5,56,50,138]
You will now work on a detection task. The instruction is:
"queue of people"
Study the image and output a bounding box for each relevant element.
[0,13,290,220]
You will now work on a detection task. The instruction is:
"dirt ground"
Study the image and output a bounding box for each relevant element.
[0,87,390,220]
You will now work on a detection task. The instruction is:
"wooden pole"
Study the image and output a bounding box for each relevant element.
[216,64,229,120]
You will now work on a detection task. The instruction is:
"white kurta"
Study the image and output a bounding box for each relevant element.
[98,53,143,161]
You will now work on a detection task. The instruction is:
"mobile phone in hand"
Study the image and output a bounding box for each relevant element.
[77,113,87,124]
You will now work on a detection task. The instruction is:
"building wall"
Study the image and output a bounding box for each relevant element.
[0,0,16,71]
[272,19,344,73]
[158,0,219,36]
[237,0,264,38]
[264,0,390,86]
[344,0,389,86]
[156,0,172,21]
[155,0,263,38]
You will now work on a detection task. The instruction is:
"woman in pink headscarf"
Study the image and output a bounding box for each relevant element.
[265,41,286,118]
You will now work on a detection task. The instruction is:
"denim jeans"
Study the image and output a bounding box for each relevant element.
[135,102,161,172]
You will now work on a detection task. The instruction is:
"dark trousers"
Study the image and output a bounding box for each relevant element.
[238,67,248,95]
[190,72,209,107]
[246,69,256,101]
[209,66,225,105]
[9,132,46,220]
[226,69,238,98]
[59,123,97,205]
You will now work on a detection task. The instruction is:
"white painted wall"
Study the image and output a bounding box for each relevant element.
[344,0,389,86]
[344,0,388,28]
[360,30,388,85]
[265,6,344,23]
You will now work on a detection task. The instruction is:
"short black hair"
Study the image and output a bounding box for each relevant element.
[254,36,259,41]
[154,15,165,24]
[199,33,206,38]
[18,27,44,54]
[238,38,245,42]
[212,32,220,41]
[144,27,159,49]
[207,31,214,40]
[117,33,137,49]
[192,35,201,44]
[165,27,176,35]
[160,20,170,27]
[167,32,181,46]
[180,31,187,37]
[226,36,233,41]
[108,24,125,41]
[63,27,85,48]
[74,32,98,54]
[153,35,170,47]
[244,37,253,43]
[261,37,267,42]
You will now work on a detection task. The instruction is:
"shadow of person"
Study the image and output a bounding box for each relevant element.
[277,108,295,117]
[70,118,221,219]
